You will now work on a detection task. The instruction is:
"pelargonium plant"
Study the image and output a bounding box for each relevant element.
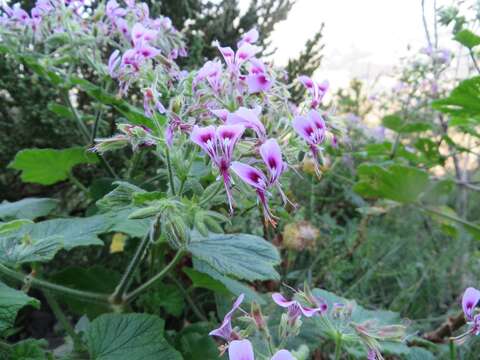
[0,1,410,359]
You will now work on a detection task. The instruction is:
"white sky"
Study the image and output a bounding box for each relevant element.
[240,0,458,90]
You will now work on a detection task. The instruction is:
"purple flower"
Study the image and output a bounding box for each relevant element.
[230,161,276,226]
[190,124,245,213]
[237,28,259,47]
[292,110,327,176]
[228,339,294,360]
[143,88,165,118]
[131,23,158,46]
[217,42,260,74]
[246,59,272,94]
[226,106,265,139]
[462,287,480,321]
[209,294,244,341]
[211,109,229,122]
[108,50,121,77]
[271,350,295,360]
[228,339,254,360]
[260,139,286,185]
[106,0,127,20]
[298,75,328,108]
[272,292,325,323]
[193,60,223,93]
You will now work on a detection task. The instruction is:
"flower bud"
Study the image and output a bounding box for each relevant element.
[250,302,266,331]
[163,214,189,248]
[282,221,319,251]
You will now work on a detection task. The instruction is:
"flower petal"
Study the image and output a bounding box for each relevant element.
[190,125,217,160]
[231,161,267,190]
[463,287,480,320]
[292,115,316,145]
[228,339,254,360]
[217,124,245,161]
[271,293,296,308]
[260,139,284,184]
[227,106,265,139]
[271,349,295,360]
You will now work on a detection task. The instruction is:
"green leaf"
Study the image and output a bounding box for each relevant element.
[137,284,185,317]
[382,115,432,133]
[175,323,219,360]
[183,267,230,295]
[86,313,182,360]
[48,103,74,120]
[9,147,98,185]
[454,29,480,49]
[50,266,121,318]
[19,215,108,250]
[187,232,280,281]
[0,282,40,334]
[0,198,58,221]
[354,164,430,203]
[106,208,151,238]
[192,259,265,304]
[432,76,480,118]
[0,220,34,236]
[0,235,63,266]
[97,181,145,212]
[9,339,48,360]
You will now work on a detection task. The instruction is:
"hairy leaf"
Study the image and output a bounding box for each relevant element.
[0,198,58,221]
[0,282,40,334]
[354,164,430,203]
[9,147,98,185]
[188,232,280,281]
[0,235,63,266]
[86,313,182,360]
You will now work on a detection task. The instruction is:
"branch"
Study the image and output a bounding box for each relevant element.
[422,312,465,343]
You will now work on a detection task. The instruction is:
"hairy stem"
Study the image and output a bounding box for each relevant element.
[124,250,185,303]
[0,263,109,303]
[165,147,176,195]
[110,219,159,304]
[44,291,84,352]
[334,333,343,360]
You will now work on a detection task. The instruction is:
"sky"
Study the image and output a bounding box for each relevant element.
[240,0,457,90]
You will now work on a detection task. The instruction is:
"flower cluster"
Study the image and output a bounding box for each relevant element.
[208,293,296,360]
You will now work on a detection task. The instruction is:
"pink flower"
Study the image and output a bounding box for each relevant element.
[228,339,294,360]
[209,294,244,341]
[237,28,259,47]
[193,60,223,93]
[292,110,327,176]
[272,292,325,323]
[226,106,265,139]
[245,58,272,94]
[230,161,276,226]
[190,124,245,213]
[463,287,480,321]
[217,42,261,74]
[298,75,328,108]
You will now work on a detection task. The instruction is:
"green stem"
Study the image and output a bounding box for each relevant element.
[68,173,88,193]
[165,148,176,195]
[449,340,456,360]
[124,250,185,303]
[110,220,159,304]
[334,333,343,360]
[169,275,207,321]
[0,263,109,303]
[420,204,480,232]
[199,181,223,207]
[63,92,90,143]
[126,151,141,180]
[44,291,84,352]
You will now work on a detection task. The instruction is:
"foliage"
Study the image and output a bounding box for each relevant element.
[0,0,480,359]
